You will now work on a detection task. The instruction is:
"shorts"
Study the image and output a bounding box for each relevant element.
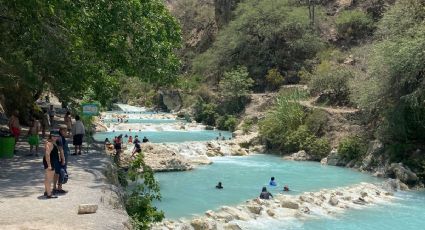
[28,135,40,146]
[11,127,20,139]
[53,160,62,174]
[73,134,83,145]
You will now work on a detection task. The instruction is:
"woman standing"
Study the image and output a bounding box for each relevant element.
[43,134,58,198]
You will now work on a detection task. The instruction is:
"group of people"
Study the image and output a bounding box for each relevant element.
[43,126,69,198]
[104,134,149,158]
[7,103,88,199]
[215,176,290,200]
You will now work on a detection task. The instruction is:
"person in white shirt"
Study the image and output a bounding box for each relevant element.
[71,115,85,155]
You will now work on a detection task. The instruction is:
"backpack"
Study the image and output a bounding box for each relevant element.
[59,168,69,184]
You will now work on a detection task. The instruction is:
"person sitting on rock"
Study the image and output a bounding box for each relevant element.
[130,140,142,158]
[259,187,273,199]
[269,177,277,186]
[216,182,223,189]
[283,185,290,192]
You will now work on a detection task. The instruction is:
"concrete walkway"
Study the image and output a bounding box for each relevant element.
[0,115,128,229]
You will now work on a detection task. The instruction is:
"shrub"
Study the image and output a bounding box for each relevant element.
[219,66,254,99]
[194,101,218,126]
[284,125,331,159]
[335,10,374,42]
[216,115,238,131]
[338,136,367,161]
[309,137,331,160]
[309,61,354,106]
[305,109,328,136]
[284,125,317,153]
[259,93,305,148]
[265,68,284,91]
[242,118,254,134]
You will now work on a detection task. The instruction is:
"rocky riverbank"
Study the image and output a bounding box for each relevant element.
[152,180,401,230]
[116,139,255,172]
[284,140,424,189]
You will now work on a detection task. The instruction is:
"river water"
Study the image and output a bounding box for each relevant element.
[154,154,383,219]
[104,107,425,229]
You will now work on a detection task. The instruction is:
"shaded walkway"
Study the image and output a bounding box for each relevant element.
[0,109,128,229]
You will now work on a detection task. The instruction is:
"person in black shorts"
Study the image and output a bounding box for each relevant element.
[43,134,60,198]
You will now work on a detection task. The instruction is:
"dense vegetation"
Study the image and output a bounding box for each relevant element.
[167,0,424,178]
[0,0,181,114]
[1,0,181,228]
[193,0,324,90]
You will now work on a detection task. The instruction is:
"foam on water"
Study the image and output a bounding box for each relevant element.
[103,118,179,124]
[93,130,232,143]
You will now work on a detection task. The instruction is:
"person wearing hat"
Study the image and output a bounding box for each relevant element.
[53,125,69,194]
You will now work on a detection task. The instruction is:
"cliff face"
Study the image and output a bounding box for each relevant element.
[214,0,240,29]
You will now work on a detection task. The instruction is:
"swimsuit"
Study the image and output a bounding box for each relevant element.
[11,127,20,139]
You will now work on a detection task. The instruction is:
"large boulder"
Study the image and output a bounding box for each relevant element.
[221,206,251,221]
[360,140,384,171]
[281,200,299,209]
[326,149,347,166]
[191,218,216,230]
[158,90,183,112]
[386,163,419,186]
[246,205,262,215]
[328,196,339,206]
[142,143,193,171]
[283,150,311,161]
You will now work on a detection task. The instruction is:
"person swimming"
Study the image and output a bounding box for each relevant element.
[259,187,273,199]
[269,177,277,186]
[216,182,223,189]
[283,185,290,192]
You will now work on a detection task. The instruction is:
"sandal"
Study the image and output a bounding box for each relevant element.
[55,189,68,194]
[46,195,58,199]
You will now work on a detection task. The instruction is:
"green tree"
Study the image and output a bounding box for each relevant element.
[335,10,374,43]
[219,66,253,98]
[193,0,324,88]
[351,0,425,143]
[125,154,164,229]
[218,66,254,114]
[309,61,355,106]
[265,68,285,91]
[0,0,181,112]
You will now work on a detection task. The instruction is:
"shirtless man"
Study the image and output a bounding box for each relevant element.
[8,110,21,150]
[27,118,41,156]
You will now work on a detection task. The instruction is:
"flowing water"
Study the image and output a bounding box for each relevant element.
[235,190,425,230]
[93,130,232,143]
[154,154,384,219]
[104,106,425,229]
[103,118,179,124]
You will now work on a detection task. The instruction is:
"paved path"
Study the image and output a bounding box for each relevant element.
[0,112,128,229]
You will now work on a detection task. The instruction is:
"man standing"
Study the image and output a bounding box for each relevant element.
[49,105,55,128]
[27,117,41,156]
[51,131,66,194]
[54,125,69,194]
[71,115,85,155]
[8,110,21,152]
[40,109,50,138]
